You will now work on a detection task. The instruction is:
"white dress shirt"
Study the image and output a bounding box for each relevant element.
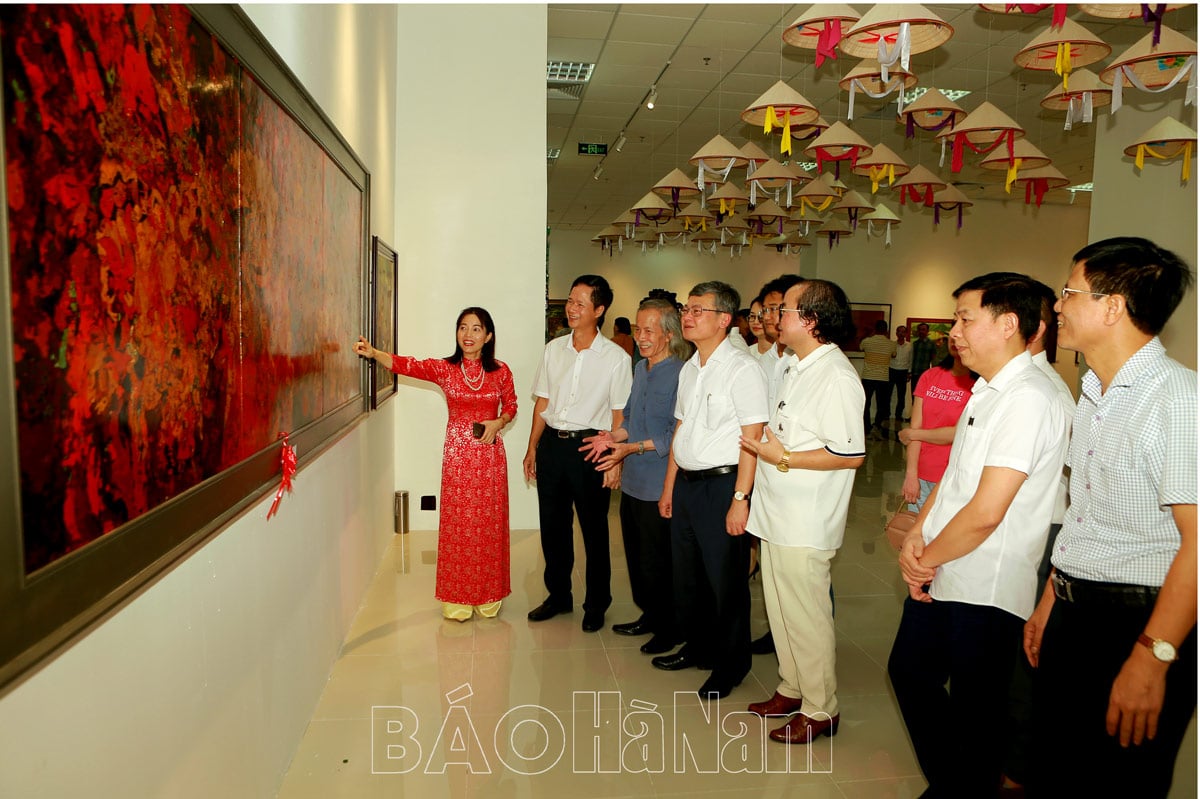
[1031,350,1076,525]
[923,352,1070,619]
[748,344,866,550]
[532,331,632,431]
[672,339,769,470]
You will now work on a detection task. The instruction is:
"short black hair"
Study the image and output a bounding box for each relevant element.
[1031,278,1060,362]
[795,279,855,347]
[873,319,889,334]
[572,274,614,327]
[614,316,632,335]
[760,272,804,300]
[953,272,1044,342]
[1072,237,1193,335]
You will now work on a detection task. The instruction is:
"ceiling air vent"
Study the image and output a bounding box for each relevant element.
[548,61,594,101]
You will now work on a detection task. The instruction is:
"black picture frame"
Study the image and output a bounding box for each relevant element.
[370,236,398,409]
[0,4,371,693]
[846,302,893,357]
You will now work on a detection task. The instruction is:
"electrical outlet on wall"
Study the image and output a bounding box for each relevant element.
[420,495,436,511]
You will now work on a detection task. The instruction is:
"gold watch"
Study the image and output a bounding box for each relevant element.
[1138,633,1179,663]
[777,451,791,473]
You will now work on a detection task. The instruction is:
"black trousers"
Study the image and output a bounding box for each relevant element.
[888,597,1024,798]
[670,471,751,683]
[1029,588,1198,798]
[619,493,676,639]
[535,433,611,614]
[889,368,909,419]
[862,379,890,429]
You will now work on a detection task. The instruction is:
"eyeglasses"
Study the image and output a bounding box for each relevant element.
[761,304,782,317]
[777,307,804,316]
[1060,287,1109,301]
[682,306,722,318]
[748,312,764,322]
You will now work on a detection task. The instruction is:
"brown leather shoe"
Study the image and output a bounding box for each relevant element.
[747,691,804,717]
[768,713,840,744]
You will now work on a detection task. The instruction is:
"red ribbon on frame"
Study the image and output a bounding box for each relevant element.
[267,431,299,520]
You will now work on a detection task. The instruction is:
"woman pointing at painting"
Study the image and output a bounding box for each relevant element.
[353,307,517,621]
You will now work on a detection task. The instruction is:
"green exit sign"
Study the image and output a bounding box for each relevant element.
[578,142,608,156]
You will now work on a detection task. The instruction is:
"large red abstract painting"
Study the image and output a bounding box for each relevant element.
[3,5,363,573]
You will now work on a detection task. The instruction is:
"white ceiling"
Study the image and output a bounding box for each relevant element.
[546,3,1199,231]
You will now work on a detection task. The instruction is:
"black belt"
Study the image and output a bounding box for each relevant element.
[1052,571,1160,608]
[678,465,737,482]
[548,427,596,440]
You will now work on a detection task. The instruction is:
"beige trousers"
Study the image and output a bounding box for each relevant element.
[761,540,839,718]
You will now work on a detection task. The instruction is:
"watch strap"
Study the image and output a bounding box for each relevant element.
[1138,633,1178,662]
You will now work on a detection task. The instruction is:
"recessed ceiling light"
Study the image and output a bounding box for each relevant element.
[903,87,972,104]
[1066,182,1094,192]
[546,61,594,83]
[547,147,562,160]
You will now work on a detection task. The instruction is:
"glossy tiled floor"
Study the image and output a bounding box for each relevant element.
[277,432,1196,799]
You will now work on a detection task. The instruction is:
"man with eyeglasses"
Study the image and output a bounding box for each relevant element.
[653,281,768,701]
[1025,237,1196,799]
[741,279,866,745]
[524,275,632,633]
[757,274,805,408]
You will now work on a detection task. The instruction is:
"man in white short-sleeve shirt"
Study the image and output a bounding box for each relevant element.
[888,272,1069,799]
[742,279,866,746]
[523,275,631,632]
[652,281,767,701]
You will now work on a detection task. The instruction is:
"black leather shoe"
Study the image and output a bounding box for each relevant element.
[652,651,698,671]
[612,618,651,636]
[751,631,776,655]
[527,600,570,622]
[581,611,605,633]
[697,670,745,700]
[640,635,677,654]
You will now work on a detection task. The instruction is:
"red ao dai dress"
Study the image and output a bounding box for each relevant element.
[389,355,518,606]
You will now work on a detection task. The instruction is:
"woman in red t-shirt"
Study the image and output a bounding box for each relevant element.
[899,338,975,510]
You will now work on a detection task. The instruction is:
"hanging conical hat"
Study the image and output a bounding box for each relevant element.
[821,216,854,235]
[980,138,1052,171]
[740,80,820,128]
[935,101,1025,145]
[748,158,805,189]
[979,3,1046,12]
[656,218,687,235]
[1041,68,1114,110]
[1014,19,1112,71]
[740,140,773,167]
[1013,164,1070,189]
[853,143,912,178]
[745,197,790,223]
[789,205,828,226]
[798,171,841,199]
[651,168,701,200]
[1079,4,1187,18]
[689,226,721,242]
[933,184,973,207]
[862,202,902,224]
[1123,117,1197,159]
[893,164,948,192]
[783,4,861,49]
[709,181,749,202]
[840,5,954,59]
[1100,26,1198,88]
[838,58,919,93]
[832,189,875,214]
[901,88,968,129]
[632,227,660,243]
[804,121,874,160]
[612,209,638,226]
[690,134,749,169]
[592,225,625,242]
[717,212,751,232]
[676,200,716,226]
[630,191,673,221]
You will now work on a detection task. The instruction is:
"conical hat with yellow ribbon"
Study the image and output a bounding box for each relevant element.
[1124,117,1196,180]
[1041,68,1113,110]
[1014,18,1111,73]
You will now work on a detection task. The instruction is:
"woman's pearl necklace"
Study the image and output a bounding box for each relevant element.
[460,358,485,391]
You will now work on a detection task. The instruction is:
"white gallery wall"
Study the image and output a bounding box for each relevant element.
[0,5,400,797]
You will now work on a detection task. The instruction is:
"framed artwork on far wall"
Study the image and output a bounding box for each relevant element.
[546,298,568,342]
[370,237,398,409]
[906,317,955,363]
[846,303,893,357]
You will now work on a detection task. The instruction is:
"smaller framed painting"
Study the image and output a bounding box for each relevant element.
[846,302,893,357]
[906,317,954,364]
[546,298,568,342]
[370,237,398,409]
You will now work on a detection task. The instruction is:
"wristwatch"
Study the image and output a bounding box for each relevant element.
[1137,633,1179,663]
[733,490,750,501]
[776,451,791,474]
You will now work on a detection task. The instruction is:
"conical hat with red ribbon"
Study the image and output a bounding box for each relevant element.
[1014,18,1111,71]
[839,4,953,58]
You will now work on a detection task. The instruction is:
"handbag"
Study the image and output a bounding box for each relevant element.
[884,496,919,552]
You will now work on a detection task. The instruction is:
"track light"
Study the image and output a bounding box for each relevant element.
[593,164,604,180]
[614,132,627,152]
[646,86,657,110]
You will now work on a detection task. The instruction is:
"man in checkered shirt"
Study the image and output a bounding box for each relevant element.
[1025,237,1196,799]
